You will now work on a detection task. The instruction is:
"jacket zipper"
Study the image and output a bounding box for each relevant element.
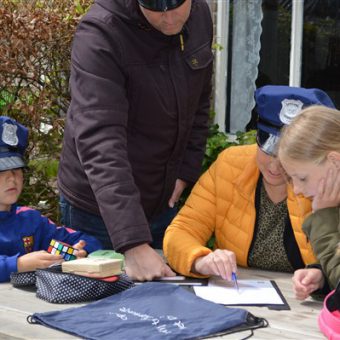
[179,33,184,51]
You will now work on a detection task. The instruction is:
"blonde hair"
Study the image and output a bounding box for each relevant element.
[278,105,340,165]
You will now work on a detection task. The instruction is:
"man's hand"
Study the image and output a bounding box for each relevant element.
[168,179,187,208]
[312,168,340,212]
[17,250,63,272]
[124,244,176,281]
[193,249,237,281]
[72,240,88,258]
[292,268,324,300]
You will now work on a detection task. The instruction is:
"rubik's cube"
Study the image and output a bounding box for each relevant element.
[47,239,77,261]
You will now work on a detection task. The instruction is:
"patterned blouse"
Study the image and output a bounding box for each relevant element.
[248,184,294,272]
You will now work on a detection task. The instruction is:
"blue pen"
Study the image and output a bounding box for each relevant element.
[232,272,239,292]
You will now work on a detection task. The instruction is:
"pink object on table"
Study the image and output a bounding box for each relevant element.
[318,290,340,340]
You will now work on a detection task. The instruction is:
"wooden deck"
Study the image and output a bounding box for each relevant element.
[0,267,326,339]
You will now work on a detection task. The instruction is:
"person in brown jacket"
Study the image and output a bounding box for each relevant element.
[57,0,213,281]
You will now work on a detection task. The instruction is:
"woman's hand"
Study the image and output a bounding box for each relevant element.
[292,268,324,300]
[17,250,63,272]
[193,249,237,280]
[168,179,187,208]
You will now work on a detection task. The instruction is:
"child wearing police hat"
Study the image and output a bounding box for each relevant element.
[164,85,335,289]
[0,116,102,282]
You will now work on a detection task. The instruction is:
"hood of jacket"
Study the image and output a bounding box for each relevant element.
[95,0,142,24]
[94,0,196,34]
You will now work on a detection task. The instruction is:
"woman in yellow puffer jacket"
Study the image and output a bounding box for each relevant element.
[164,85,335,286]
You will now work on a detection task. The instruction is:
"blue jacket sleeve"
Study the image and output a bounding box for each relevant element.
[0,253,19,282]
[37,213,102,254]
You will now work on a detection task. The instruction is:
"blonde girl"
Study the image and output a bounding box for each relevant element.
[278,105,340,300]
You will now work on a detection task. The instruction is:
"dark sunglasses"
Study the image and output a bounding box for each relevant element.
[256,130,279,157]
[138,0,186,11]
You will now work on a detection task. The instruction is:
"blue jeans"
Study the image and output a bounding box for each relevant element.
[59,195,178,250]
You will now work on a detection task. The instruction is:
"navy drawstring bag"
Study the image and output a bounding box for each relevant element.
[28,282,268,339]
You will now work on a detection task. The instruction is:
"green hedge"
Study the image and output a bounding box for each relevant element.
[0,0,92,221]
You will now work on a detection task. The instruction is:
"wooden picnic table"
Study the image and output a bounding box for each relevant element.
[0,267,325,339]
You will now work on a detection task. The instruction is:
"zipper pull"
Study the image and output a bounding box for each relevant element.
[179,33,184,52]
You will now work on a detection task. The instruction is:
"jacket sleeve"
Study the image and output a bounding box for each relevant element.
[36,213,102,254]
[302,207,340,290]
[68,19,152,251]
[164,158,220,277]
[178,7,213,184]
[178,67,212,184]
[0,254,19,282]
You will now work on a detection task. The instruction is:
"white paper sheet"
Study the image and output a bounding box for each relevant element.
[193,277,285,305]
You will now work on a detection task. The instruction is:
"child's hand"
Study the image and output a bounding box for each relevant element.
[312,168,340,212]
[17,250,63,272]
[72,240,88,258]
[292,268,324,300]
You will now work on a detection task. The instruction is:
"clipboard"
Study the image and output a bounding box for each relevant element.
[193,278,290,310]
[134,275,208,286]
[229,280,290,310]
[264,280,290,310]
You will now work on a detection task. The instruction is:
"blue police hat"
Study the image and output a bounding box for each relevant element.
[0,116,28,171]
[255,85,335,155]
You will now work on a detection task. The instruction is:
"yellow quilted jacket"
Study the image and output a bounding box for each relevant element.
[163,144,316,277]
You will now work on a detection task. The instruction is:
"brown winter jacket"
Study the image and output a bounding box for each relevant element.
[57,0,213,251]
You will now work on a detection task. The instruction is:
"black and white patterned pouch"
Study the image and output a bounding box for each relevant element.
[10,271,37,287]
[35,265,135,304]
[10,265,135,304]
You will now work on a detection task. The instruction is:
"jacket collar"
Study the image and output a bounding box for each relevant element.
[95,0,193,37]
[0,204,17,221]
[95,0,145,25]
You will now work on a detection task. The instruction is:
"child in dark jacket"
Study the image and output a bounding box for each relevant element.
[0,116,102,282]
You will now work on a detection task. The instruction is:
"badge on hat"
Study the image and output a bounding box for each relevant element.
[279,99,304,125]
[2,123,19,146]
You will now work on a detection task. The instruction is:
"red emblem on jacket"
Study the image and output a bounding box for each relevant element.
[22,236,34,253]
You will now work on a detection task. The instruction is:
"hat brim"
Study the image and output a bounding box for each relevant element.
[138,0,186,11]
[257,121,281,136]
[0,156,25,171]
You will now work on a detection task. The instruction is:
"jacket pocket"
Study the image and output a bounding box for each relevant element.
[182,42,213,126]
[184,42,213,70]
